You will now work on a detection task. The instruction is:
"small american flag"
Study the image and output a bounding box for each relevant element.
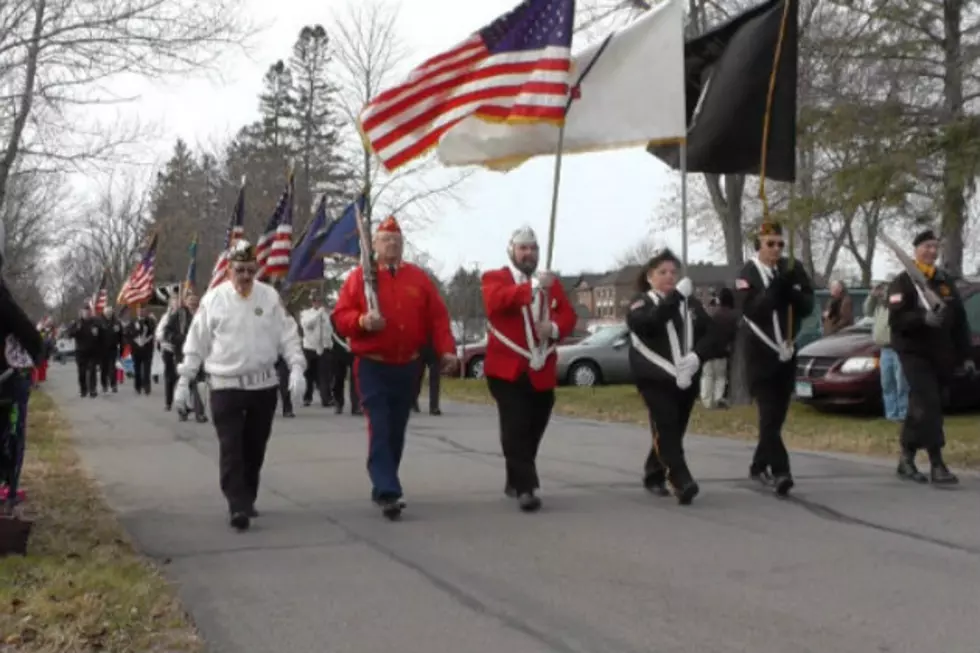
[117,233,158,306]
[360,0,575,172]
[90,269,108,314]
[208,177,247,291]
[257,172,294,281]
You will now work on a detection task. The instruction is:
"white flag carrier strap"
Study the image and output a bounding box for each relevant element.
[487,323,556,372]
[745,258,794,362]
[629,333,677,377]
[628,291,691,380]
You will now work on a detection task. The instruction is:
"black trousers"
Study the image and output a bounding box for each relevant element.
[132,349,153,393]
[162,350,178,407]
[99,352,118,390]
[76,353,97,394]
[302,349,333,405]
[210,386,278,513]
[898,353,947,455]
[332,354,360,411]
[487,375,554,494]
[637,380,698,488]
[749,361,795,476]
[414,359,441,411]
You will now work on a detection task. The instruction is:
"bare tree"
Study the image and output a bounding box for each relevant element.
[328,0,473,233]
[615,236,667,267]
[0,0,256,212]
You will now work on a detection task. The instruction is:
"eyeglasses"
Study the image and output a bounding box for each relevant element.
[764,240,785,249]
[232,266,257,276]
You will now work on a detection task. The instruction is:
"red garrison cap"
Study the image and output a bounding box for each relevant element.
[377,215,401,234]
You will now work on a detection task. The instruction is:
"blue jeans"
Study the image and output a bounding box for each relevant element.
[879,347,908,421]
[354,357,420,501]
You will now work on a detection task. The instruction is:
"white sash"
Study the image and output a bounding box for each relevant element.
[744,258,794,362]
[486,268,555,371]
[629,291,694,388]
[332,333,350,352]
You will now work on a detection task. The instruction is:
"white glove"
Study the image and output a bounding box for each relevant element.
[676,277,694,299]
[173,377,191,414]
[675,352,701,390]
[288,367,306,405]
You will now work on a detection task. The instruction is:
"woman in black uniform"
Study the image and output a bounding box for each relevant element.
[626,249,728,505]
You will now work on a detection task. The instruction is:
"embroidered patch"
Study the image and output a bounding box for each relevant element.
[735,278,750,290]
[888,293,903,304]
[630,299,645,310]
[255,307,264,316]
[939,284,951,296]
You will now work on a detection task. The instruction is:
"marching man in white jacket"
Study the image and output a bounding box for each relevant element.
[175,240,306,531]
[298,294,333,407]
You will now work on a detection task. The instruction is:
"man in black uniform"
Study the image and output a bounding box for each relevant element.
[164,293,208,422]
[413,342,442,415]
[98,305,123,393]
[734,221,814,496]
[330,315,361,415]
[888,229,973,485]
[125,306,156,394]
[68,307,101,397]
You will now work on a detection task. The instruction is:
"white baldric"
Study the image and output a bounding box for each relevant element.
[744,258,794,362]
[629,291,694,388]
[486,266,555,371]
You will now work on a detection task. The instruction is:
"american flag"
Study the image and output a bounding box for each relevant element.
[117,233,158,306]
[257,172,294,281]
[89,269,108,314]
[208,177,247,291]
[359,0,575,172]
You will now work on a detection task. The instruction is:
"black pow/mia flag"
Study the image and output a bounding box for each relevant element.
[649,0,798,183]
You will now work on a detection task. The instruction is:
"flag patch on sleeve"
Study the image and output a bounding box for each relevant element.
[889,293,903,304]
[630,299,645,310]
[735,278,750,290]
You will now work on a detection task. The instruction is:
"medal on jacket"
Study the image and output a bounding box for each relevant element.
[255,307,263,316]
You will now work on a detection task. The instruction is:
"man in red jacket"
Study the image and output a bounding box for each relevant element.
[482,226,576,512]
[332,215,458,520]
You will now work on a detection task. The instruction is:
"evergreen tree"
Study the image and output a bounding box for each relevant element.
[148,139,204,282]
[288,25,353,227]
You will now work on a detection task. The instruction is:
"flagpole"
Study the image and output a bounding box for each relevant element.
[680,141,689,267]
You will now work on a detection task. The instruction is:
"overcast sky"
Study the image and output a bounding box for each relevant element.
[70,0,922,280]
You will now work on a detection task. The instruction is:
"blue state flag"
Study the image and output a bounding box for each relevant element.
[286,195,330,284]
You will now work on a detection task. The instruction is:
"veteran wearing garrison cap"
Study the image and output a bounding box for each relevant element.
[887,228,973,486]
[332,215,458,520]
[734,220,814,497]
[175,239,306,531]
[480,226,577,513]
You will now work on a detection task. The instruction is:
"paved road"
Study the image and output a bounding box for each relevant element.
[44,366,980,653]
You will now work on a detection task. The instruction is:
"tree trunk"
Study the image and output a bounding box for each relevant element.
[0,0,46,215]
[941,0,966,275]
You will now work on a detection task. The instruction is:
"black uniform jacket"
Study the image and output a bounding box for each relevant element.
[330,315,352,363]
[163,308,194,360]
[68,317,102,356]
[626,290,728,386]
[0,282,44,379]
[125,317,156,354]
[887,269,971,376]
[734,257,815,381]
[99,317,124,359]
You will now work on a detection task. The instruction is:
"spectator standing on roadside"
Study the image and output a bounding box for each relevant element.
[864,282,908,422]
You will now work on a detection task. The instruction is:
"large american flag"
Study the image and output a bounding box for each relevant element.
[257,173,294,281]
[117,233,158,306]
[359,0,575,172]
[208,177,246,291]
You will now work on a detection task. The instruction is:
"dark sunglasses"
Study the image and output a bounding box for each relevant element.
[232,266,257,276]
[764,240,785,249]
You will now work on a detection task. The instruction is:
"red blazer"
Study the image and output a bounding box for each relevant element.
[481,267,577,390]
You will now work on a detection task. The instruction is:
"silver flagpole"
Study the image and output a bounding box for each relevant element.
[680,140,689,267]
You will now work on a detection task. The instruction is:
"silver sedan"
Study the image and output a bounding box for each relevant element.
[555,324,633,387]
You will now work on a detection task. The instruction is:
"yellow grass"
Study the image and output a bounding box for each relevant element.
[442,378,980,469]
[0,392,201,653]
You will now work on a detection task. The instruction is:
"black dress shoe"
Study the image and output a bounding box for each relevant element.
[750,469,774,486]
[518,493,542,512]
[378,498,402,520]
[352,408,363,416]
[897,456,928,483]
[195,415,209,423]
[674,481,700,505]
[930,462,959,485]
[643,472,670,497]
[282,411,295,418]
[334,404,344,414]
[246,506,259,518]
[429,408,442,416]
[229,512,250,531]
[504,484,517,498]
[772,474,794,497]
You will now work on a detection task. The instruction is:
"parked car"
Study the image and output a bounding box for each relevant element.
[794,281,980,412]
[556,324,632,386]
[459,330,591,379]
[794,287,871,350]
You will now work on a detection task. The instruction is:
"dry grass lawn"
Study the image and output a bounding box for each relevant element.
[0,392,201,653]
[442,378,980,469]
